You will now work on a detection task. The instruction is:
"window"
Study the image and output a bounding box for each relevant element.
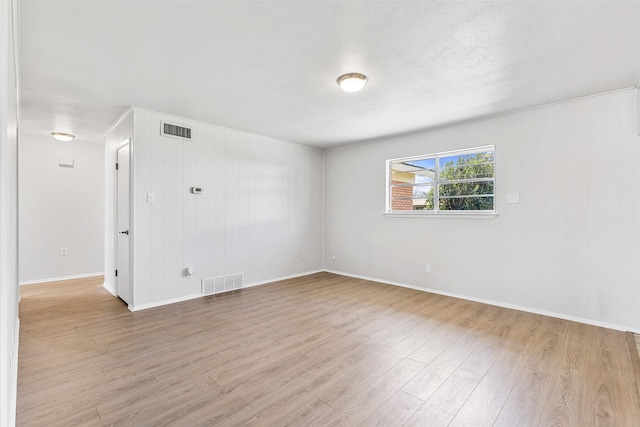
[386,146,495,214]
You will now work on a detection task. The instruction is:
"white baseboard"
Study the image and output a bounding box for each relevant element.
[127,269,324,312]
[102,282,116,296]
[19,272,104,286]
[244,269,324,289]
[324,269,640,334]
[8,316,19,427]
[129,293,203,312]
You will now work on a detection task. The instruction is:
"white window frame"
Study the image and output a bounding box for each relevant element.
[385,145,496,218]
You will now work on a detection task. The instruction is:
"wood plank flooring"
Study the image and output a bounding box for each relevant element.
[17,272,640,426]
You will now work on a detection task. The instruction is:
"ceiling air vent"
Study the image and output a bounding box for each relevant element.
[161,121,193,140]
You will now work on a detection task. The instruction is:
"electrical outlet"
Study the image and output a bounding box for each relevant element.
[301,246,305,254]
[425,263,431,274]
[61,248,68,256]
[332,255,336,261]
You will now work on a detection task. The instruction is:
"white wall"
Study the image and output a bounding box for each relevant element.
[325,89,640,332]
[105,108,324,309]
[0,0,19,425]
[18,134,104,283]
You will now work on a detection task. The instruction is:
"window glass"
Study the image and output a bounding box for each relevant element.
[387,146,495,214]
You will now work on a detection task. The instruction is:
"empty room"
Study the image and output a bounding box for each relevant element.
[2,0,640,426]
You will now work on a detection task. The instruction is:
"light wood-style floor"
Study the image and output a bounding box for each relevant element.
[17,272,640,426]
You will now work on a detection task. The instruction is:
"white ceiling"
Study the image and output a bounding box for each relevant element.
[19,1,640,149]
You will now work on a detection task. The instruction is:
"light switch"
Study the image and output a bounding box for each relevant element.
[147,193,155,203]
[507,193,520,204]
[58,157,74,168]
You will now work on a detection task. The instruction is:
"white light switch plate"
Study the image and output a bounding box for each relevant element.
[58,157,74,167]
[147,193,155,203]
[507,193,520,204]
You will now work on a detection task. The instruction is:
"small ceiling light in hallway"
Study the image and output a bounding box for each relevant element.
[51,132,75,142]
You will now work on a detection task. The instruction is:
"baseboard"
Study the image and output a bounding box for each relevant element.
[244,269,324,289]
[129,293,203,312]
[128,269,324,312]
[102,282,116,296]
[323,269,640,334]
[19,272,104,286]
[8,316,19,427]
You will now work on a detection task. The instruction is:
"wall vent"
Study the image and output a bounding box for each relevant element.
[161,121,193,140]
[202,273,244,296]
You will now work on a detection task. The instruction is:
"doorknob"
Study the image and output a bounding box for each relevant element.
[119,230,129,235]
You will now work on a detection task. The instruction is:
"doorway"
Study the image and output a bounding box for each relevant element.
[116,140,131,304]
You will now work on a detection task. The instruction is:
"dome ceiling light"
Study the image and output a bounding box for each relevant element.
[51,132,75,142]
[337,73,368,93]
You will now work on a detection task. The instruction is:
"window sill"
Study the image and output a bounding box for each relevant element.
[383,211,498,219]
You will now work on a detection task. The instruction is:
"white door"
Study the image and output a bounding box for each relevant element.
[116,142,131,304]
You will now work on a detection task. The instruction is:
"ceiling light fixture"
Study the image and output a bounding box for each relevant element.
[51,132,75,142]
[337,73,368,93]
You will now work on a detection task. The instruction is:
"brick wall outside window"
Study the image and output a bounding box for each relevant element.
[391,180,414,211]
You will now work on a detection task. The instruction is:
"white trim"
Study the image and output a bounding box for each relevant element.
[128,132,135,307]
[19,272,104,286]
[116,138,130,151]
[115,138,133,306]
[1,0,19,424]
[103,107,134,136]
[322,151,326,269]
[383,212,497,219]
[636,82,640,137]
[102,282,116,296]
[128,293,202,312]
[386,145,495,216]
[127,269,324,312]
[323,269,640,334]
[10,0,19,121]
[8,317,18,427]
[386,145,495,164]
[244,270,324,289]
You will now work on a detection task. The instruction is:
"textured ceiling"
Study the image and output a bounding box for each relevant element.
[19,1,640,148]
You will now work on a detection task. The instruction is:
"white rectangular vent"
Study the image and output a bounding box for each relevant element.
[202,273,244,296]
[161,121,192,140]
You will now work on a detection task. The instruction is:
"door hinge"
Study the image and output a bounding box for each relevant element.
[115,269,118,277]
[115,162,119,170]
